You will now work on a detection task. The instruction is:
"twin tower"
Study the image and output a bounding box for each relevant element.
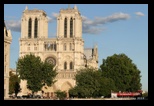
[19,5,98,97]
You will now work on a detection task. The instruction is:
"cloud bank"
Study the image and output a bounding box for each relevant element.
[82,12,130,34]
[5,20,21,32]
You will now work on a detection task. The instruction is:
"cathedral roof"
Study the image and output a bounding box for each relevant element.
[23,8,47,16]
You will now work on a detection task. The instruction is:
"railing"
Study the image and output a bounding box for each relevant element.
[56,71,77,79]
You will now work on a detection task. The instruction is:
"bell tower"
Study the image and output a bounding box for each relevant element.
[57,5,82,39]
[21,6,48,39]
[19,6,48,58]
[56,5,84,70]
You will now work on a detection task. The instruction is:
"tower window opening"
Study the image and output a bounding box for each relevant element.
[64,62,67,70]
[64,18,67,38]
[70,62,73,70]
[70,18,73,38]
[34,18,38,38]
[28,18,32,38]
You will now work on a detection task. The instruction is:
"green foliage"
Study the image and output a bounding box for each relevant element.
[55,90,67,100]
[100,53,142,92]
[41,61,57,86]
[69,53,141,98]
[69,87,79,97]
[14,82,21,97]
[9,71,21,97]
[16,54,57,94]
[69,67,116,98]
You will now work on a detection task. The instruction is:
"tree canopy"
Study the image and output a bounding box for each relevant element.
[69,53,142,98]
[55,90,67,100]
[16,54,57,94]
[100,53,142,92]
[9,71,21,97]
[69,67,116,98]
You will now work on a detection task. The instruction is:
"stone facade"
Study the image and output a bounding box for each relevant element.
[4,21,12,98]
[19,5,98,97]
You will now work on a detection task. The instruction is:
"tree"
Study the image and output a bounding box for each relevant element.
[55,90,67,100]
[99,77,116,97]
[69,67,116,98]
[16,54,57,95]
[9,71,21,97]
[14,82,21,97]
[100,53,142,92]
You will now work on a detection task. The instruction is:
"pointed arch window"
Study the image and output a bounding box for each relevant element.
[34,18,38,38]
[64,62,67,70]
[70,62,73,70]
[28,18,32,38]
[64,18,67,38]
[70,18,73,38]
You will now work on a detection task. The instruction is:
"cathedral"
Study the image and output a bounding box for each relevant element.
[19,5,98,97]
[4,21,12,98]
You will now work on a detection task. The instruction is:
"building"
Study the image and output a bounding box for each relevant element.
[4,21,12,98]
[19,5,98,97]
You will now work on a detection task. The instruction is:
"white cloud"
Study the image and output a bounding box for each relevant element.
[47,16,52,23]
[82,12,130,34]
[135,12,145,17]
[81,15,88,21]
[52,12,59,18]
[47,12,59,22]
[5,20,21,32]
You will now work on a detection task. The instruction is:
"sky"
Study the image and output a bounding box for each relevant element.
[4,4,148,92]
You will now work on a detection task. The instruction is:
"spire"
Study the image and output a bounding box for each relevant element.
[25,5,28,10]
[74,5,78,10]
[92,43,98,61]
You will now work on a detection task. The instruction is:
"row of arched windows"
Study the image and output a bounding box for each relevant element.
[28,18,38,38]
[64,17,73,38]
[64,62,73,70]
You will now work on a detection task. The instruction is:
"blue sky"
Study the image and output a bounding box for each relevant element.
[4,4,148,91]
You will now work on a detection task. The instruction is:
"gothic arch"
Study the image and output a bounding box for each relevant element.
[64,17,67,38]
[61,81,73,91]
[34,18,38,38]
[28,18,32,38]
[70,17,73,38]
